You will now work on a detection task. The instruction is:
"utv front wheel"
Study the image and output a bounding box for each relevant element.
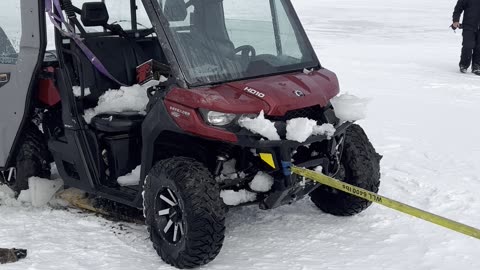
[310,124,381,216]
[143,157,226,269]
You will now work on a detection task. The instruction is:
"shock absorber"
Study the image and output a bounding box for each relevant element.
[214,144,234,176]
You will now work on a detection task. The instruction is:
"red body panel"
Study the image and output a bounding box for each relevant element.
[38,67,61,107]
[164,69,339,141]
[166,69,339,116]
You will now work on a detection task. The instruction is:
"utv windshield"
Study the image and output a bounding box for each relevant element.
[158,0,318,86]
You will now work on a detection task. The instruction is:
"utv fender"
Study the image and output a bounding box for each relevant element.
[140,97,184,185]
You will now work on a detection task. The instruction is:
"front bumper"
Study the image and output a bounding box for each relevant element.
[234,121,352,209]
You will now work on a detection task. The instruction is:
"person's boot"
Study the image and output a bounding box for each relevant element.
[460,66,468,73]
[472,65,480,75]
[0,248,27,264]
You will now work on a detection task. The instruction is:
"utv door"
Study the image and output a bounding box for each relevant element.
[0,0,45,168]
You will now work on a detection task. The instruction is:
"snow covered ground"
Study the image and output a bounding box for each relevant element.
[2,0,480,269]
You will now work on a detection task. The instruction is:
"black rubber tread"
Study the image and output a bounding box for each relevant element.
[144,157,226,269]
[310,124,381,216]
[9,123,51,192]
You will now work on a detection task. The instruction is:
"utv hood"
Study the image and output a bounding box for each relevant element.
[166,68,340,116]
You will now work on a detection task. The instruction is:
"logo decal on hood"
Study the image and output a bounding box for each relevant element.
[294,90,305,97]
[244,87,265,98]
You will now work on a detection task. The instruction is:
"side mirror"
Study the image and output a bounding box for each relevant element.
[164,0,187,22]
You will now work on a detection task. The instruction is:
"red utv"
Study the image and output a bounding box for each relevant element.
[0,0,380,268]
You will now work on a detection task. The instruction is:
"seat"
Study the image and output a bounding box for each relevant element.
[91,112,144,133]
[73,2,149,107]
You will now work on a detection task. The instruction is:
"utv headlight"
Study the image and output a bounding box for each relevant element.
[205,111,237,126]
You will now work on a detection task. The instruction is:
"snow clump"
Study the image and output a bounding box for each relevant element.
[220,189,257,206]
[312,123,336,139]
[117,166,141,186]
[83,84,150,124]
[28,177,64,207]
[238,111,280,141]
[249,171,274,192]
[286,119,336,143]
[286,118,317,143]
[72,86,91,97]
[331,93,370,121]
[0,177,64,207]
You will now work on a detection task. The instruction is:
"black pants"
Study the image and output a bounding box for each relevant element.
[460,30,480,69]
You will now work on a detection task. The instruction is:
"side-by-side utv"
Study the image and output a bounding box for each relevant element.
[0,0,381,268]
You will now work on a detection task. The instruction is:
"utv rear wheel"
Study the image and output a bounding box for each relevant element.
[309,124,381,216]
[143,157,226,269]
[6,124,51,193]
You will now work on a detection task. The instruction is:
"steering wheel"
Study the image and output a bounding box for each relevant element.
[111,20,150,30]
[234,45,256,60]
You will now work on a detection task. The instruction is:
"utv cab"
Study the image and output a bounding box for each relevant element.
[0,0,380,268]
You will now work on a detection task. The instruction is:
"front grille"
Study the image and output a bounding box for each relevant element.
[266,105,325,122]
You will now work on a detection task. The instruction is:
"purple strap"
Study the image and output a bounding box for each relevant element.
[45,0,126,86]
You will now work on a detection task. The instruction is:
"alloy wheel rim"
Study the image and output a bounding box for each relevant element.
[155,188,184,244]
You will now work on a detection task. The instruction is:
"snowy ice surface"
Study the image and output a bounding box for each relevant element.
[238,111,280,140]
[72,86,91,97]
[331,93,370,122]
[117,166,141,187]
[1,0,480,269]
[249,172,274,193]
[220,189,257,206]
[83,84,149,123]
[0,184,21,207]
[286,118,317,143]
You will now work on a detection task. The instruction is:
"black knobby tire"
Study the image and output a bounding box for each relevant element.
[9,124,51,193]
[310,124,381,216]
[143,157,226,269]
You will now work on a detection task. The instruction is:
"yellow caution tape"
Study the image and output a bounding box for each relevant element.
[290,166,480,240]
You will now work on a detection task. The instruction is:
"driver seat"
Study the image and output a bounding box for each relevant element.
[73,2,148,107]
[91,112,144,133]
[72,2,148,133]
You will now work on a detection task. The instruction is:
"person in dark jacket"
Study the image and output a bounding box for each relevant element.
[453,0,480,74]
